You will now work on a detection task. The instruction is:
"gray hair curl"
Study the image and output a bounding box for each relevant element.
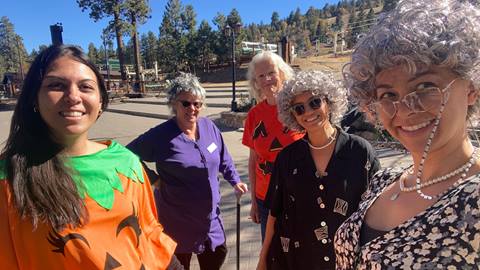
[246,51,294,101]
[343,0,480,118]
[277,70,348,131]
[166,73,206,114]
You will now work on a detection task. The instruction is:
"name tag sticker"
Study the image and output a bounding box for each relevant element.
[207,143,218,153]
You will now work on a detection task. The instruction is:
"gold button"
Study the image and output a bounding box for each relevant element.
[320,203,325,209]
[319,185,324,190]
[324,256,330,261]
[321,221,326,226]
[322,239,328,244]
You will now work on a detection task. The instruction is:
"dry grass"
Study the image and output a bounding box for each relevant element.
[293,53,351,75]
[199,52,352,86]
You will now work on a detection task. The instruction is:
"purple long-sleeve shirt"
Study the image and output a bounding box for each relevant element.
[127,117,240,253]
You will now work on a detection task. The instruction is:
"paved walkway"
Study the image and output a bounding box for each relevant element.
[0,85,412,270]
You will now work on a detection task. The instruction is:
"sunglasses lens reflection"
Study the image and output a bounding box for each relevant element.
[292,104,306,115]
[309,98,322,110]
[180,101,202,109]
[291,97,323,116]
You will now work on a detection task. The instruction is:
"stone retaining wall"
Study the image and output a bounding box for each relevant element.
[219,111,248,129]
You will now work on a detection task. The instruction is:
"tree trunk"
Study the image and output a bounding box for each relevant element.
[113,9,127,82]
[131,12,144,93]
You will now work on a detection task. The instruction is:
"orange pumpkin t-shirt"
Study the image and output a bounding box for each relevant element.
[242,100,304,200]
[0,141,176,270]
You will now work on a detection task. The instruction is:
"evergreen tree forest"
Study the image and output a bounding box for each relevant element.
[0,0,400,81]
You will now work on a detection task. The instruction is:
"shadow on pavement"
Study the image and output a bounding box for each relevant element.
[0,103,16,111]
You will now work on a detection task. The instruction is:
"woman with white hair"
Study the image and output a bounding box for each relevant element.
[257,70,380,269]
[242,51,304,241]
[127,73,248,270]
[335,0,480,268]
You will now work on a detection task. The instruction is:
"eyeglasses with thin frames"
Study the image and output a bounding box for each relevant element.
[290,96,324,116]
[179,100,203,109]
[369,78,458,119]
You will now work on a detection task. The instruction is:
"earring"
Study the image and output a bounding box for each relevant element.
[33,106,38,113]
[99,109,103,115]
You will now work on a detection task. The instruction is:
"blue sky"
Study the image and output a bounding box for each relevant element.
[3,0,338,52]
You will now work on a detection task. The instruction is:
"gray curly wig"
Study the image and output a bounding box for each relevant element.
[343,0,480,119]
[166,72,206,114]
[277,70,348,131]
[246,51,294,101]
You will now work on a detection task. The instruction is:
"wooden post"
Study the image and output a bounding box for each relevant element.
[333,32,338,57]
[280,36,292,64]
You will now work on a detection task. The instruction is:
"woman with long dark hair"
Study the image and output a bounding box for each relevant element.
[0,45,178,269]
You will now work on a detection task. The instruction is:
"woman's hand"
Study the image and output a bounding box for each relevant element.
[250,200,260,224]
[234,182,248,199]
[256,257,267,270]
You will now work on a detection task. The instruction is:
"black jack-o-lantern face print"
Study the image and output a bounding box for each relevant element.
[116,202,142,247]
[253,121,268,139]
[259,161,274,175]
[104,252,122,270]
[46,202,144,269]
[47,231,91,255]
[269,137,283,152]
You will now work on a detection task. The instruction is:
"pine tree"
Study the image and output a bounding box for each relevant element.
[87,43,99,64]
[0,16,27,81]
[124,39,135,65]
[211,12,228,63]
[333,12,344,31]
[226,9,244,63]
[315,21,328,43]
[158,0,183,73]
[140,31,158,69]
[271,12,280,31]
[182,5,198,72]
[292,7,303,27]
[77,0,129,81]
[123,0,151,90]
[226,8,242,27]
[195,20,214,71]
[305,6,320,38]
[346,12,357,48]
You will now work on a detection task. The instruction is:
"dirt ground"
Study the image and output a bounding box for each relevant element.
[293,53,351,74]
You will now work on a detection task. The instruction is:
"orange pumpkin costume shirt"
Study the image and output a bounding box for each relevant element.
[0,141,176,270]
[242,100,304,200]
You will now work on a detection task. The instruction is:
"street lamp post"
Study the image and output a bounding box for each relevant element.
[225,22,242,112]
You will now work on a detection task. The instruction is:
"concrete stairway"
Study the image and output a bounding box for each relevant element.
[106,85,249,119]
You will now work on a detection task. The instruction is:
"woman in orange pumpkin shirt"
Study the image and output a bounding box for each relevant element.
[0,45,180,269]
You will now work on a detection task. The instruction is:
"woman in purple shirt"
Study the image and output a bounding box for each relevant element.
[127,73,248,270]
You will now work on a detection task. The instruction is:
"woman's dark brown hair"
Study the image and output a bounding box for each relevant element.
[2,45,109,231]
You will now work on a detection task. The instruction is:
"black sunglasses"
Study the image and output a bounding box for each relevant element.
[290,97,324,116]
[179,100,203,109]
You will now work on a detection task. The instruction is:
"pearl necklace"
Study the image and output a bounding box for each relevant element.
[389,81,478,201]
[409,85,476,200]
[399,148,479,192]
[303,128,337,150]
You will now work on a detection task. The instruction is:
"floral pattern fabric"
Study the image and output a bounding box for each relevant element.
[334,167,480,269]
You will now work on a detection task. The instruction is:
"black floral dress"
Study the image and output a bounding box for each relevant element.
[334,167,480,269]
